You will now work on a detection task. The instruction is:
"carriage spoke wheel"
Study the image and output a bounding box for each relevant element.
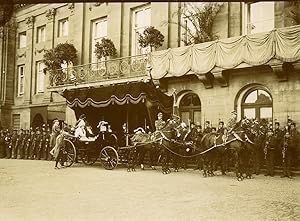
[100,146,119,170]
[63,139,76,167]
[81,149,98,165]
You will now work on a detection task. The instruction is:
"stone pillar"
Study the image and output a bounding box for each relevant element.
[24,16,35,105]
[43,8,56,103]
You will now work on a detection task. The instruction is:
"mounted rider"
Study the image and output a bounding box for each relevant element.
[155,112,166,131]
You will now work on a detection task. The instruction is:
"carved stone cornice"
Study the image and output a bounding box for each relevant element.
[271,63,288,81]
[195,72,214,89]
[25,16,34,28]
[17,51,26,58]
[34,46,46,55]
[45,8,56,21]
[211,70,229,87]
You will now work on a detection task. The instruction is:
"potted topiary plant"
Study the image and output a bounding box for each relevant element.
[138,26,165,52]
[43,42,78,85]
[94,38,117,60]
[43,42,77,70]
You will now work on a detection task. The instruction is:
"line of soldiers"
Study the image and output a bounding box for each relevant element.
[0,125,52,161]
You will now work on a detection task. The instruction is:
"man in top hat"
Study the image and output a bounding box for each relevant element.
[155,112,166,131]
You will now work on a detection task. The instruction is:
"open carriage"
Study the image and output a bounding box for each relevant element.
[58,82,173,170]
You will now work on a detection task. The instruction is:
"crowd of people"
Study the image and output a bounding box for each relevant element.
[0,111,299,177]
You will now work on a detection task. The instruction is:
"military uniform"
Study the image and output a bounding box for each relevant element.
[263,131,277,176]
[5,130,12,159]
[11,130,18,159]
[281,131,295,178]
[155,119,165,131]
[203,121,212,134]
[18,130,25,159]
[0,131,5,158]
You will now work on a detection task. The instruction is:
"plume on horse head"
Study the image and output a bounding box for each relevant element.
[131,127,151,144]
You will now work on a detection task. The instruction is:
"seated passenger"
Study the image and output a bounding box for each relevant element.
[75,120,97,142]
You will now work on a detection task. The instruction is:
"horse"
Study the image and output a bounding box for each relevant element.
[128,128,156,171]
[195,132,221,177]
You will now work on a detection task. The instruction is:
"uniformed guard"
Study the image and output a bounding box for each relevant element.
[35,127,42,160]
[40,125,48,160]
[280,130,294,178]
[17,129,25,159]
[203,121,212,134]
[5,130,12,159]
[29,128,36,160]
[155,112,166,131]
[46,126,52,160]
[24,129,31,159]
[0,130,5,158]
[273,121,283,166]
[11,130,18,159]
[263,129,277,176]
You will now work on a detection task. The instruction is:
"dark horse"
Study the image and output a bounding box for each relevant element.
[198,119,261,181]
[130,117,181,174]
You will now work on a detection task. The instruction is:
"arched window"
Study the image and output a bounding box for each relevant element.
[179,93,201,125]
[241,89,272,121]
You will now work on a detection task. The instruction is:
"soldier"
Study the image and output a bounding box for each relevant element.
[0,130,5,158]
[40,125,47,160]
[23,129,31,159]
[35,127,43,160]
[5,130,12,159]
[203,121,212,134]
[154,112,166,131]
[227,110,238,132]
[11,130,18,159]
[17,129,25,159]
[273,121,283,166]
[280,130,294,178]
[49,119,61,156]
[193,122,204,170]
[46,126,52,160]
[263,129,277,176]
[29,128,36,160]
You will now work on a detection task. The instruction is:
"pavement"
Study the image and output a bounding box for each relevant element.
[0,159,300,221]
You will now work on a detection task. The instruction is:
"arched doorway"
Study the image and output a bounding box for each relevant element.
[179,92,201,125]
[241,88,273,121]
[32,114,44,129]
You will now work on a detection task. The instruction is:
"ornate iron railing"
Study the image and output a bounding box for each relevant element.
[49,54,149,88]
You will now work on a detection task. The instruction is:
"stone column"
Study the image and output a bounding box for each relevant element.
[43,8,56,103]
[24,16,35,105]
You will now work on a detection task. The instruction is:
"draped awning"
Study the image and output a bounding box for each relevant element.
[62,82,173,113]
[150,25,300,79]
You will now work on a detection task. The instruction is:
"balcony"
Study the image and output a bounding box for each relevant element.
[48,54,150,91]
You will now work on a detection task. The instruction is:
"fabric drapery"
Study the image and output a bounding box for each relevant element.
[150,25,300,80]
[62,82,173,114]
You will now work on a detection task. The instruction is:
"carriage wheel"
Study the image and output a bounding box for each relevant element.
[81,150,98,165]
[63,139,77,167]
[100,146,119,170]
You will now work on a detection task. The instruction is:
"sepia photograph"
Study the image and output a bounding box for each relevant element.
[0,0,300,220]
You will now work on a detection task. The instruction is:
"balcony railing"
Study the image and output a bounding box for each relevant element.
[49,54,149,88]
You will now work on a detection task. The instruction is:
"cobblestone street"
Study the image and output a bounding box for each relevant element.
[0,159,300,221]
